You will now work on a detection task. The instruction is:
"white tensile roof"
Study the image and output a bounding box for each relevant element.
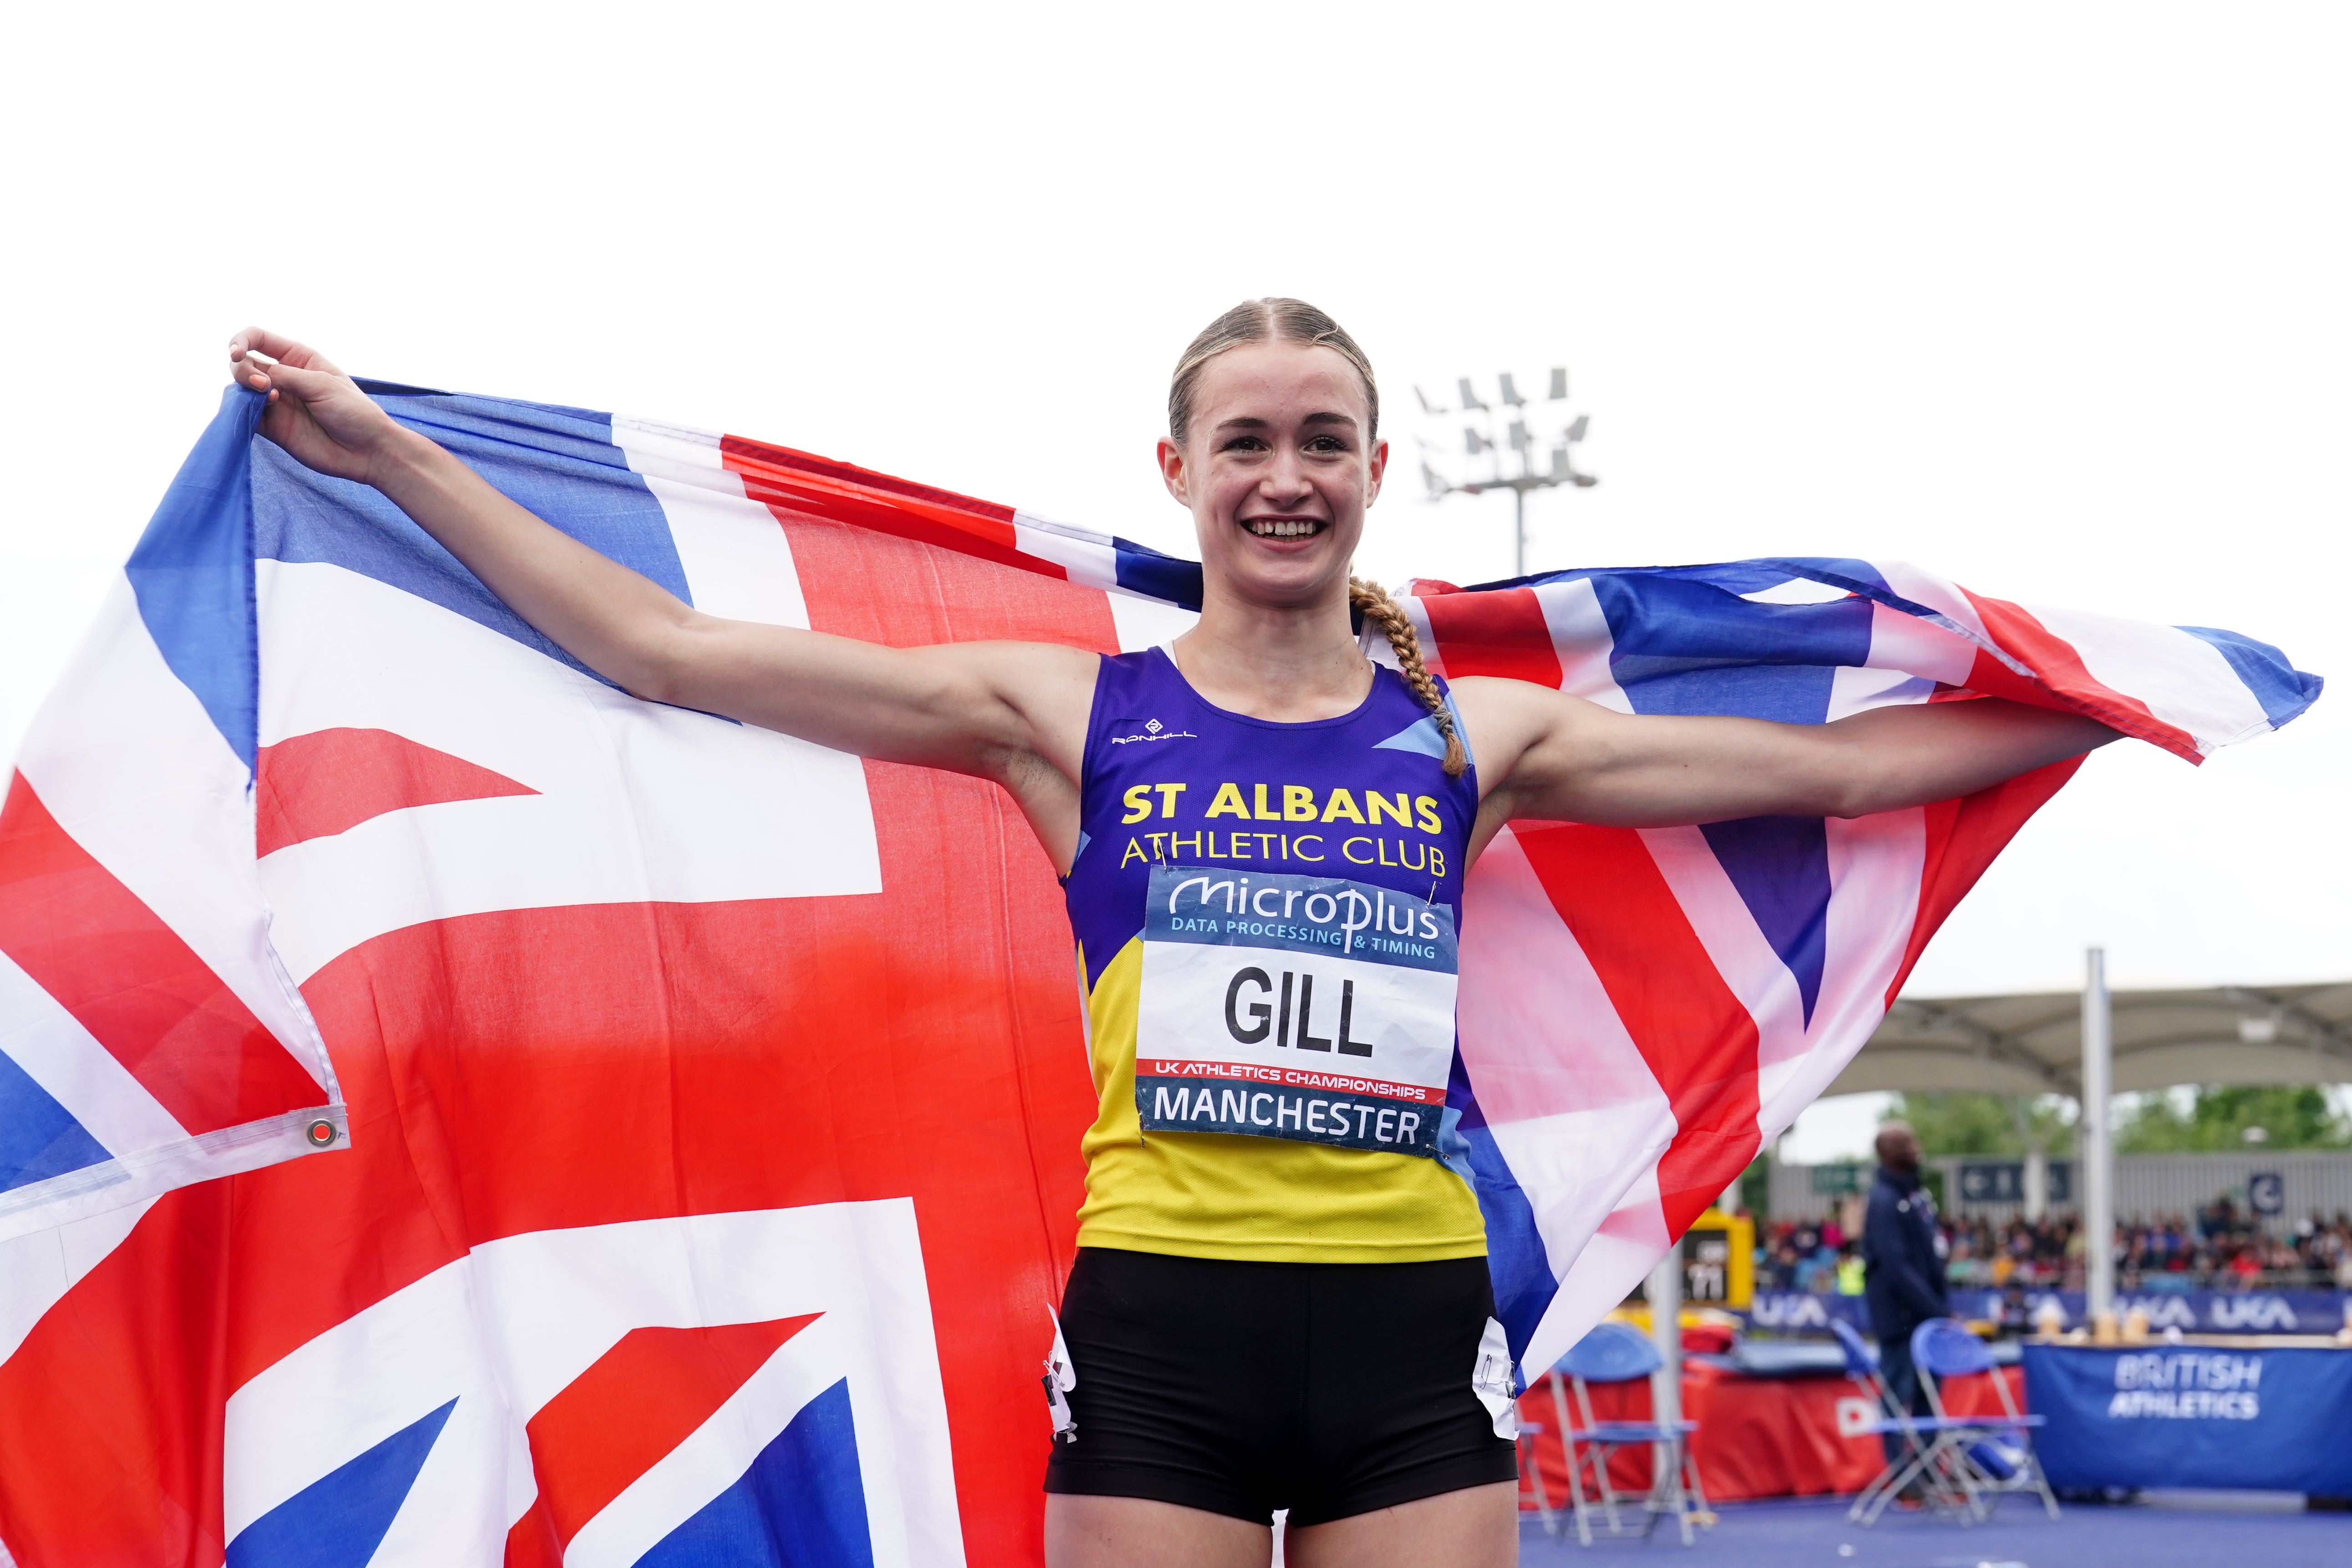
[1830,981,2352,1097]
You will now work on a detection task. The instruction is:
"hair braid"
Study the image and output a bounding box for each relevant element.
[1348,576,1466,778]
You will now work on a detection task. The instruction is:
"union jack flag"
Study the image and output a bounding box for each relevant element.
[0,382,2317,1566]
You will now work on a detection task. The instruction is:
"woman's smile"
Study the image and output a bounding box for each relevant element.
[1240,515,1327,541]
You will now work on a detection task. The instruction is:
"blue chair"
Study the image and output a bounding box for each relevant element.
[1830,1318,1979,1524]
[1515,1410,1559,1538]
[1911,1318,2059,1521]
[1540,1320,1710,1547]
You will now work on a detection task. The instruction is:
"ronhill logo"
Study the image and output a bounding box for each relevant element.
[1110,717,1197,745]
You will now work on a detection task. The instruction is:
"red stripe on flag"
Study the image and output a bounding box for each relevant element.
[1957,590,2199,761]
[507,1315,818,1563]
[718,435,1019,528]
[1513,822,1760,1237]
[0,772,324,1136]
[1420,587,1563,686]
[0,1182,236,1568]
[719,436,1062,582]
[256,728,538,857]
[1886,759,2082,1007]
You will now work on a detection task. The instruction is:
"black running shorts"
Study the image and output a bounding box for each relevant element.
[1041,1247,1519,1527]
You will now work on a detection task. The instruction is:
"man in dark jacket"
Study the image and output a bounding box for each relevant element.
[1862,1122,1949,1463]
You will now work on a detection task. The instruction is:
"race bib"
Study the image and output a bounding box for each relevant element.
[1134,865,1458,1157]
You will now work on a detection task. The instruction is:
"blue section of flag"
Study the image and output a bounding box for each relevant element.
[250,391,690,686]
[636,1377,875,1568]
[0,1051,110,1193]
[225,1397,456,1568]
[2176,625,2326,730]
[126,386,264,769]
[1752,556,1893,596]
[1112,538,1203,611]
[1446,1056,1553,1365]
[1698,816,1832,1023]
[1585,574,1872,724]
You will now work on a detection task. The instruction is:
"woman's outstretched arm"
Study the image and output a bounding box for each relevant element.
[226,329,1095,787]
[1453,673,2117,835]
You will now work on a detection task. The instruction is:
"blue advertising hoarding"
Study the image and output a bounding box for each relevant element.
[1742,1288,2347,1337]
[2024,1344,2352,1494]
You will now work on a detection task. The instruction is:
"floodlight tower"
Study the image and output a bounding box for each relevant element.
[1414,366,1597,578]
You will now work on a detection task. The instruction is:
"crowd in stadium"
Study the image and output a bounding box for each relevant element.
[1754,1198,2352,1294]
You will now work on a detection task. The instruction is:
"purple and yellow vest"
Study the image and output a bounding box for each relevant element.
[1063,647,1487,1264]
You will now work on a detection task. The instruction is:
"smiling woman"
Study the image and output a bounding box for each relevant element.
[225,301,2114,1568]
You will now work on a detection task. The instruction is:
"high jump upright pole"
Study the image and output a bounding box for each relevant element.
[2081,946,2115,1321]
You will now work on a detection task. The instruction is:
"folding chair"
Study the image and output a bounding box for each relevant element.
[1830,1318,1980,1526]
[1543,1320,1710,1547]
[1516,1408,1559,1539]
[1911,1318,2060,1521]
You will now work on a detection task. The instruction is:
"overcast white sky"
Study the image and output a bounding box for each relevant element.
[5,5,2344,1160]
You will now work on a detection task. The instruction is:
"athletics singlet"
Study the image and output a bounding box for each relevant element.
[1062,646,1487,1264]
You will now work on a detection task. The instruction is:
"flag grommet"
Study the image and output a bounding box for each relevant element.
[306,1120,337,1147]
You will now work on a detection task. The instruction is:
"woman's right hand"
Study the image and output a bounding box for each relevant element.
[228,327,407,486]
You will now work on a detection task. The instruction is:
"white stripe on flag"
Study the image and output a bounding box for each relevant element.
[608,415,732,484]
[1534,578,1633,712]
[1010,513,1121,591]
[1861,599,1976,686]
[1871,560,1991,642]
[1107,593,1198,653]
[2019,604,2276,751]
[1530,1164,1673,1377]
[253,562,881,984]
[0,948,187,1156]
[11,579,330,1090]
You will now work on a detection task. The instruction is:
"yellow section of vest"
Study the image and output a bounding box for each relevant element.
[1074,936,1488,1263]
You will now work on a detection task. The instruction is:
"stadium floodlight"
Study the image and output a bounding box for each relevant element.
[1416,364,1600,577]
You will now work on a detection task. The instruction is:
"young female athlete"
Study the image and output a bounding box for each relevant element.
[227,301,2113,1568]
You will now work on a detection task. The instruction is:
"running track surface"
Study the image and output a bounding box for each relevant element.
[1515,1493,2352,1567]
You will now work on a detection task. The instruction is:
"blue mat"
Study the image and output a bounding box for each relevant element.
[1518,1493,2350,1567]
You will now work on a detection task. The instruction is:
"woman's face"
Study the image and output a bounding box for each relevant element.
[1159,340,1387,608]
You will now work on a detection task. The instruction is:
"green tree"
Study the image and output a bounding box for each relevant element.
[1879,1092,2073,1157]
[2114,1086,2351,1152]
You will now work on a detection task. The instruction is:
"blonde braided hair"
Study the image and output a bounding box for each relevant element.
[1348,576,1466,777]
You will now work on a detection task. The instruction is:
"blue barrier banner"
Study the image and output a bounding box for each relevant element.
[1742,1289,2347,1337]
[1742,1293,1874,1332]
[2023,1344,2352,1494]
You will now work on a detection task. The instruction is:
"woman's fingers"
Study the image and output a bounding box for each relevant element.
[228,327,347,383]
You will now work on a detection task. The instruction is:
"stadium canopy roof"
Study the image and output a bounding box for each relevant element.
[1825,981,2352,1099]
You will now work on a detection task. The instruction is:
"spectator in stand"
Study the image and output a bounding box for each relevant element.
[1993,1278,2032,1338]
[1837,1243,1866,1296]
[1862,1122,1948,1464]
